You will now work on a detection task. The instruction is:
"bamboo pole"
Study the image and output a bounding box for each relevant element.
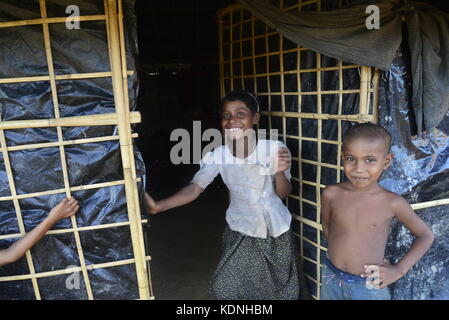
[315,50,323,299]
[229,9,234,91]
[117,0,153,299]
[0,256,151,282]
[239,8,245,89]
[359,66,371,115]
[4,133,138,152]
[337,60,343,183]
[105,0,150,300]
[0,218,148,241]
[0,111,140,130]
[0,15,106,29]
[0,71,134,85]
[261,111,373,122]
[0,177,141,202]
[371,68,380,123]
[218,8,225,97]
[411,198,449,210]
[39,0,94,300]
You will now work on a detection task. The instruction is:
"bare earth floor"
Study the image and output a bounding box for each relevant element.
[146,182,227,300]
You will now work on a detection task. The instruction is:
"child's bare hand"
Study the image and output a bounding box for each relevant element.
[145,192,160,215]
[48,198,79,223]
[361,259,403,289]
[275,147,291,174]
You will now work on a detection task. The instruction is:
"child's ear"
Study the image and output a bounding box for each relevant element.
[384,152,393,169]
[252,112,260,125]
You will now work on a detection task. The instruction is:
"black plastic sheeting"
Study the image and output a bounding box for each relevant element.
[0,0,148,299]
[379,46,449,300]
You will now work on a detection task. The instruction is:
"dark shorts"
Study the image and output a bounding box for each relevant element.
[209,225,299,300]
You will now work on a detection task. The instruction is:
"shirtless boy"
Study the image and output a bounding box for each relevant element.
[321,123,434,300]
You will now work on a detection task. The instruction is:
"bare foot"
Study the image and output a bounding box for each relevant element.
[48,198,79,223]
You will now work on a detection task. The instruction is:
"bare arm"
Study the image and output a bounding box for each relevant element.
[0,198,79,267]
[274,172,291,199]
[145,183,203,215]
[274,147,292,199]
[321,186,332,240]
[391,196,434,276]
[362,195,434,288]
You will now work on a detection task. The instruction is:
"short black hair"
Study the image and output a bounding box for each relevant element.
[220,90,259,115]
[343,123,392,153]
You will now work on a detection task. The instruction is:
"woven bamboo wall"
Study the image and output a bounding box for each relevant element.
[217,0,380,299]
[0,0,152,300]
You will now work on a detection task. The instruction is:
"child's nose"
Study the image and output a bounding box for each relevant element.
[355,161,365,172]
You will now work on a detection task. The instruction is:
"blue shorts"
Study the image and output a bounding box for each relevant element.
[320,255,391,300]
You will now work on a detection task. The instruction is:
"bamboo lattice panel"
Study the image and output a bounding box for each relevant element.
[0,0,153,300]
[218,0,379,299]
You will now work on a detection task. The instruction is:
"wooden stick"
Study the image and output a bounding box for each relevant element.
[0,256,151,282]
[359,66,371,115]
[106,0,150,300]
[0,71,134,85]
[411,198,449,210]
[218,9,225,97]
[39,0,94,300]
[337,60,343,183]
[261,111,373,121]
[292,214,323,231]
[284,134,340,145]
[0,219,148,240]
[315,49,323,299]
[0,178,141,202]
[0,15,106,29]
[5,133,138,152]
[0,111,141,130]
[371,68,381,123]
[253,89,372,95]
[117,0,153,298]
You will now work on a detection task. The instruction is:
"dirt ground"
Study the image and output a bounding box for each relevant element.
[146,182,227,300]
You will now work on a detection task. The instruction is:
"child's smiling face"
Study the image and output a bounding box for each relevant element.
[221,100,260,140]
[342,137,392,190]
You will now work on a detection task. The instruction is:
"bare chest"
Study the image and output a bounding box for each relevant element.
[329,195,394,231]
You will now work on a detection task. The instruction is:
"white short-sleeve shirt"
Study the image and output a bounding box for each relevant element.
[190,139,292,239]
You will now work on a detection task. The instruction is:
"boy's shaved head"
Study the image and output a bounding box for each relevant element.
[343,123,392,153]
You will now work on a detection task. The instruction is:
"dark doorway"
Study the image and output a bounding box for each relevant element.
[134,0,234,299]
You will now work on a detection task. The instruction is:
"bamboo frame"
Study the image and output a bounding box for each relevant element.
[0,0,152,300]
[218,0,448,300]
[0,71,134,85]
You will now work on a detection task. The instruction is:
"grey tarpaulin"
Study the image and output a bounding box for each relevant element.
[378,46,449,300]
[0,0,148,299]
[238,0,449,133]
